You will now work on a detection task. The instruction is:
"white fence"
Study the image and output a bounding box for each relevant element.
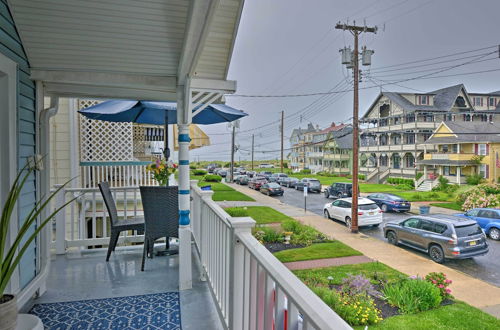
[80,161,158,188]
[191,182,351,330]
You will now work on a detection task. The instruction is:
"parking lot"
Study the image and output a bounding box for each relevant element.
[243,183,500,287]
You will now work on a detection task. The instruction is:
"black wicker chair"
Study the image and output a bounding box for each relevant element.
[139,186,179,271]
[98,182,145,261]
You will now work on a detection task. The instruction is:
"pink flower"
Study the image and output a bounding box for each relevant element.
[445,279,452,284]
[432,280,437,284]
[445,288,451,293]
[438,284,444,288]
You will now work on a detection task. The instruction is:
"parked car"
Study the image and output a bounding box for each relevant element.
[323,197,383,228]
[259,163,274,168]
[282,177,299,188]
[259,171,273,179]
[324,182,352,199]
[295,178,321,193]
[234,175,249,185]
[383,214,489,263]
[247,171,256,178]
[276,175,290,185]
[217,169,227,178]
[455,208,500,240]
[248,178,267,190]
[366,193,411,213]
[207,163,218,173]
[260,182,284,196]
[269,173,288,183]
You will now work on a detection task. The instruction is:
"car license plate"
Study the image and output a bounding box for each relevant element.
[469,241,477,246]
[369,212,374,215]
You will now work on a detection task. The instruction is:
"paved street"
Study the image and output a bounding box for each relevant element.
[241,184,500,287]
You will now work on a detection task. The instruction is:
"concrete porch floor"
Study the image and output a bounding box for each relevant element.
[26,244,223,330]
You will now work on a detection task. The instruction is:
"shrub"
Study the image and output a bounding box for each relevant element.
[189,164,197,170]
[465,174,484,185]
[225,207,249,218]
[253,227,283,244]
[300,169,312,174]
[457,183,500,210]
[204,174,222,182]
[192,169,207,175]
[425,272,453,299]
[341,274,381,298]
[383,278,442,314]
[387,177,415,188]
[416,172,423,180]
[311,287,383,326]
[283,162,288,169]
[358,174,365,180]
[281,220,327,246]
[395,184,413,190]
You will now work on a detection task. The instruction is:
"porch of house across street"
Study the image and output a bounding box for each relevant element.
[1,0,352,329]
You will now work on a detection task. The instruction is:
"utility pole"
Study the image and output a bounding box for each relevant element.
[251,134,255,170]
[336,21,377,234]
[230,123,236,182]
[281,110,284,173]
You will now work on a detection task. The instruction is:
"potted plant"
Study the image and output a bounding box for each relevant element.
[0,164,74,330]
[146,159,177,186]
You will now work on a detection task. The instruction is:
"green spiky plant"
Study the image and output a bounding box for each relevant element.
[0,163,75,298]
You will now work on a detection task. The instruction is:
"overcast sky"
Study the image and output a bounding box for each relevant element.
[191,0,500,162]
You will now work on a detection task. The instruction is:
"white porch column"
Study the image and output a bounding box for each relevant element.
[177,84,192,291]
[456,167,461,184]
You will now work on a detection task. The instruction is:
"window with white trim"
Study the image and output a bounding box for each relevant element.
[473,97,483,107]
[478,144,487,156]
[479,164,487,178]
[489,97,496,107]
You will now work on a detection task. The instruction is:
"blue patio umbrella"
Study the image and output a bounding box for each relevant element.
[78,100,248,158]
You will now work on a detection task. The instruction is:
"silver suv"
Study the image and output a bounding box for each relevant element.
[383,214,488,263]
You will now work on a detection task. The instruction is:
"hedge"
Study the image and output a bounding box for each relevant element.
[192,169,208,176]
[203,174,222,182]
[387,177,415,188]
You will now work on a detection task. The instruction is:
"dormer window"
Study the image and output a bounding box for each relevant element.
[455,96,466,107]
[418,95,428,105]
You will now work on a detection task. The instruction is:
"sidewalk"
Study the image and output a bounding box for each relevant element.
[227,182,500,317]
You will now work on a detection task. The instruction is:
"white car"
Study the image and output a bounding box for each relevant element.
[323,197,383,228]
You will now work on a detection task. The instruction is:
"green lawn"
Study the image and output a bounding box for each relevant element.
[293,262,404,286]
[429,202,463,211]
[224,206,295,224]
[273,242,362,263]
[289,174,351,185]
[392,191,455,202]
[359,183,405,193]
[357,301,500,330]
[195,181,255,201]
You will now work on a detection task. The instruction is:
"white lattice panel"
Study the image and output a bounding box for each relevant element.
[79,100,133,161]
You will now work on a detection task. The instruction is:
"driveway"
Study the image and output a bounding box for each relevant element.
[241,184,500,288]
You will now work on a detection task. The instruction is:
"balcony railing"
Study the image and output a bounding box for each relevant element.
[423,153,475,161]
[80,161,158,188]
[190,183,351,329]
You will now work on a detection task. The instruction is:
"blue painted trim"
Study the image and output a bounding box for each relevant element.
[80,161,151,166]
[179,210,190,225]
[179,160,189,165]
[179,190,190,195]
[178,134,191,142]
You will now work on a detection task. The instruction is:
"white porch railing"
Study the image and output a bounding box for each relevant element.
[191,182,351,330]
[80,161,158,188]
[52,185,146,254]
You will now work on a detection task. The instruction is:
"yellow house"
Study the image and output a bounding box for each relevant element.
[419,121,500,185]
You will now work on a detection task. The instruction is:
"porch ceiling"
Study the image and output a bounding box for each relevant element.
[8,0,243,100]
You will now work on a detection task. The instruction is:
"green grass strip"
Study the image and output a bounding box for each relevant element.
[274,242,362,263]
[225,206,294,224]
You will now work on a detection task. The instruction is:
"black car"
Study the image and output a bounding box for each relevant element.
[324,182,352,199]
[295,178,321,193]
[366,193,411,212]
[234,175,249,185]
[260,183,284,196]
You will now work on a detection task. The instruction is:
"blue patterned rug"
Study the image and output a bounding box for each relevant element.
[30,292,181,330]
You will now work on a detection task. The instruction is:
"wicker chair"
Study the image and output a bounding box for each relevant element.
[98,182,145,262]
[139,186,179,271]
